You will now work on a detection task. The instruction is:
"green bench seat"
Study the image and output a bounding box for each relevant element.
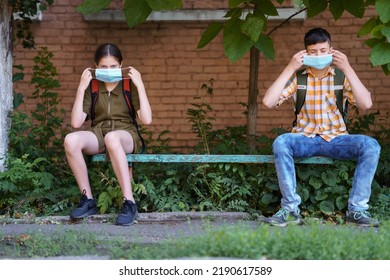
[91,154,334,164]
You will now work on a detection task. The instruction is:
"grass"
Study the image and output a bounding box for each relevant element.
[1,221,389,260]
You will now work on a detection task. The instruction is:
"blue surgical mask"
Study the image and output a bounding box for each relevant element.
[95,68,122,83]
[303,54,333,70]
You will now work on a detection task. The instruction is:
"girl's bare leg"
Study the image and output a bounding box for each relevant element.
[64,131,101,198]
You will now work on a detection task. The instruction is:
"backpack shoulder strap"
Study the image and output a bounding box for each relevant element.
[333,68,346,114]
[90,79,99,122]
[294,69,307,127]
[333,68,348,126]
[122,79,136,120]
[122,79,146,153]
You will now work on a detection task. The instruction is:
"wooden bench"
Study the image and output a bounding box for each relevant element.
[91,154,334,165]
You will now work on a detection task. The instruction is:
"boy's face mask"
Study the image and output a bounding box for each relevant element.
[94,68,123,83]
[303,54,333,70]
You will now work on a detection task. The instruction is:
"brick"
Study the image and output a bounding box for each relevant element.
[11,1,390,151]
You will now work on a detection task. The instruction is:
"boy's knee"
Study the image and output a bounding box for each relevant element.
[273,134,291,153]
[366,137,381,156]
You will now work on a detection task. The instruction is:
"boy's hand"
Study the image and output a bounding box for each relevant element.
[331,49,351,72]
[287,50,306,72]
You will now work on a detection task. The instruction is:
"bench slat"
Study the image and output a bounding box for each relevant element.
[91,154,334,164]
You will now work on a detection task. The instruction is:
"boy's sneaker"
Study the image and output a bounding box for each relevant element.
[267,208,301,227]
[116,199,138,226]
[346,210,380,227]
[70,190,98,219]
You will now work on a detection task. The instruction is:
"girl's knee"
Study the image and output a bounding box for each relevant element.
[64,133,78,151]
[104,132,120,149]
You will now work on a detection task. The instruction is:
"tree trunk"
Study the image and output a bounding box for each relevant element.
[247,46,259,153]
[0,0,13,171]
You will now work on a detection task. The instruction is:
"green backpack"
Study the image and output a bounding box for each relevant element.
[293,68,348,128]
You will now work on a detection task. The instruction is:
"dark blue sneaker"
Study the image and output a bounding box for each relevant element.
[70,190,98,219]
[346,210,380,227]
[267,208,301,227]
[116,199,138,226]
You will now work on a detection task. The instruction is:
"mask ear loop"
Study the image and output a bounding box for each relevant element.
[121,67,131,79]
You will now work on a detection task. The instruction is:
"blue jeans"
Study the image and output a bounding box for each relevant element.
[272,133,381,213]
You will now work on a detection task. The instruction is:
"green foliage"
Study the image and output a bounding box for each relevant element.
[3,222,390,259]
[0,155,55,216]
[187,79,215,154]
[74,0,390,74]
[3,47,74,217]
[9,47,65,159]
[9,0,54,48]
[128,222,390,260]
[77,0,182,29]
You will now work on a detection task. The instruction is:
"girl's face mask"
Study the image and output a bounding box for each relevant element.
[91,67,130,83]
[303,54,333,70]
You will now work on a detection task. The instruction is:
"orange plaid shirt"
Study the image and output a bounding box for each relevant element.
[276,66,357,142]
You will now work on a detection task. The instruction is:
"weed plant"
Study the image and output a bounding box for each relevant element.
[1,222,389,260]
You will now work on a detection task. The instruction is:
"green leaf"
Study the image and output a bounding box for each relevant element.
[364,37,384,48]
[376,0,390,23]
[380,26,390,42]
[358,17,380,37]
[336,196,347,210]
[306,0,328,18]
[322,170,338,187]
[297,167,314,181]
[223,18,253,62]
[315,191,328,201]
[254,0,279,16]
[261,193,274,204]
[299,187,310,202]
[124,0,152,29]
[370,24,386,39]
[265,181,280,191]
[197,22,224,49]
[228,0,246,8]
[319,200,335,212]
[381,63,390,75]
[241,14,265,42]
[309,176,322,189]
[146,0,182,11]
[12,72,24,83]
[369,42,390,66]
[343,0,365,18]
[76,0,111,14]
[254,34,275,60]
[329,0,344,20]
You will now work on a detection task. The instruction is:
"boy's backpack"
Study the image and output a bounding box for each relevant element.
[90,79,145,153]
[293,68,348,128]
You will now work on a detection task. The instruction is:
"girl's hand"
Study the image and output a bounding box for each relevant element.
[79,68,93,91]
[127,66,143,87]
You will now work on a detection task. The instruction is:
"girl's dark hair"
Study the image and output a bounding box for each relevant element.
[304,28,331,48]
[94,43,123,64]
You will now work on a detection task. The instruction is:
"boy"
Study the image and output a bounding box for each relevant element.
[262,28,380,227]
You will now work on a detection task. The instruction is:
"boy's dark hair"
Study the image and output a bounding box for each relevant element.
[304,28,331,48]
[94,43,123,64]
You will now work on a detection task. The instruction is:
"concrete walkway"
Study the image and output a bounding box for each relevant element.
[1,211,261,245]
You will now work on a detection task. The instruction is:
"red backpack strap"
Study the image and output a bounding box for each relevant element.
[122,79,146,153]
[122,79,135,119]
[90,79,99,121]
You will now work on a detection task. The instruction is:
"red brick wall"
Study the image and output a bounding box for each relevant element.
[12,1,390,151]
